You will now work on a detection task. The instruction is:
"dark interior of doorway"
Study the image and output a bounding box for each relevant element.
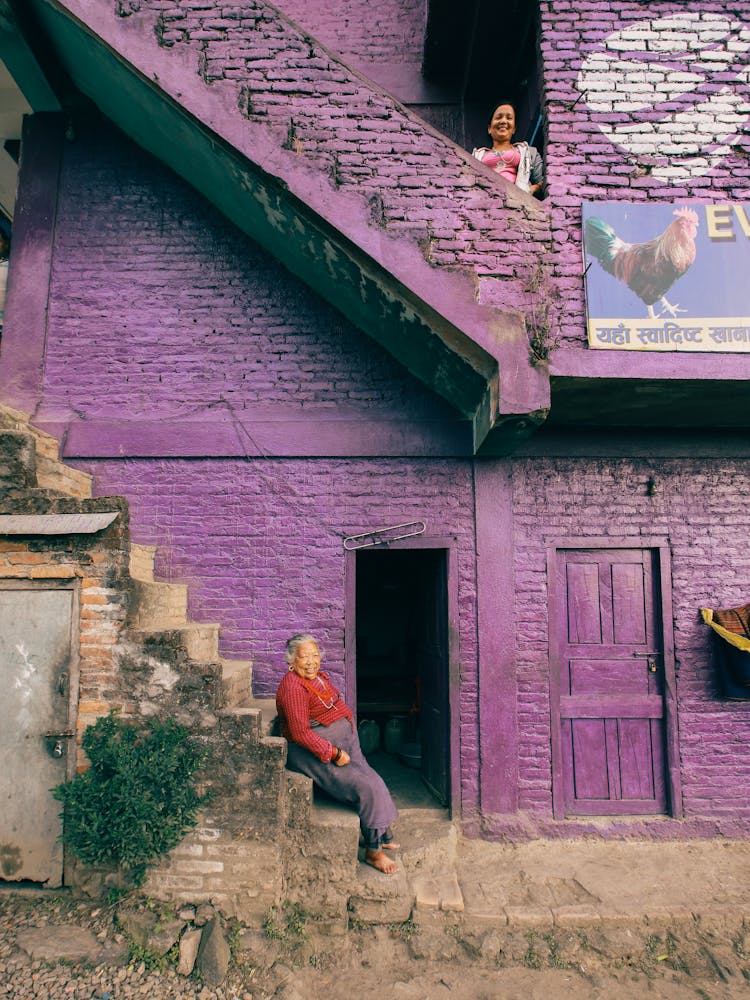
[420,0,543,154]
[355,548,449,811]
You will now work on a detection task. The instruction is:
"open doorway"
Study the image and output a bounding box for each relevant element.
[419,0,543,156]
[351,547,452,810]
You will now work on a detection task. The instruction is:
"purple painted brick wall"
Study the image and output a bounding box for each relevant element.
[512,457,750,825]
[75,456,482,812]
[276,0,426,69]
[539,1,750,347]
[111,0,750,347]
[16,0,750,829]
[43,119,452,421]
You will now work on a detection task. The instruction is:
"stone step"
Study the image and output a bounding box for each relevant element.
[347,858,414,924]
[220,659,254,709]
[216,706,265,743]
[282,765,465,926]
[0,431,37,491]
[395,810,458,879]
[0,424,92,500]
[411,870,464,913]
[283,780,361,923]
[283,772,365,848]
[130,578,189,628]
[245,697,278,736]
[0,403,60,461]
[132,622,221,662]
[129,543,157,582]
[284,770,314,827]
[341,809,461,924]
[35,454,92,499]
[310,795,361,828]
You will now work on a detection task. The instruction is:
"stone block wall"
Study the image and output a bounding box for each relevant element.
[511,456,750,831]
[143,821,284,925]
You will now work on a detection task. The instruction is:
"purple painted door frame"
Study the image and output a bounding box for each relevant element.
[344,535,461,817]
[548,537,682,820]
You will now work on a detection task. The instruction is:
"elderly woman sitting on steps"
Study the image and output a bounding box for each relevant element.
[276,633,399,874]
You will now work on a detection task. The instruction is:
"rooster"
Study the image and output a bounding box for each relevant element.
[584,208,699,318]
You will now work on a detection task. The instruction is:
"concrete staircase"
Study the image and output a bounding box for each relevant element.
[1,400,463,927]
[124,537,384,927]
[128,540,255,713]
[0,403,93,499]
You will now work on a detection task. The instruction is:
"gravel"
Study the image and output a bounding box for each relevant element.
[0,894,261,1000]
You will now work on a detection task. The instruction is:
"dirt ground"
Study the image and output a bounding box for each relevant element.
[1,889,750,999]
[263,910,750,1000]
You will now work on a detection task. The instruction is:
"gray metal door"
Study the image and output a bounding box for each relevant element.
[0,582,78,886]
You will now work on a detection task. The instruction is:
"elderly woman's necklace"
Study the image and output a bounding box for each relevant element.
[299,673,336,709]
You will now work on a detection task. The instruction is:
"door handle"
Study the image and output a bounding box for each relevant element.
[45,731,75,759]
[631,651,661,673]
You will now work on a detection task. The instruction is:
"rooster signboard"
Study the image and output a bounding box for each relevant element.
[582,201,750,353]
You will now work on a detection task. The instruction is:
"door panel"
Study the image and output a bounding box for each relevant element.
[555,548,668,816]
[566,563,602,643]
[0,585,76,885]
[611,564,647,644]
[569,658,647,695]
[569,719,610,799]
[618,719,655,799]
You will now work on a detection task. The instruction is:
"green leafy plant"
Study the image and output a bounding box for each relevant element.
[543,932,566,968]
[53,713,206,887]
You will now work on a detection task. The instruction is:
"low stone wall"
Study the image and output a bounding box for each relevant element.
[143,820,284,925]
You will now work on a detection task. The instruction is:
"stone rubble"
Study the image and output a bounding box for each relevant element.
[0,894,258,1000]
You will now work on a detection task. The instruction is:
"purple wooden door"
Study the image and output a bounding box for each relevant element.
[554,548,667,816]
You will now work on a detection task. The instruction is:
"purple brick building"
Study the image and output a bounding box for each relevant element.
[1,0,750,839]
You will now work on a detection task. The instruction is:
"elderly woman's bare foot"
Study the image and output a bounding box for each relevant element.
[381,841,400,851]
[365,848,398,874]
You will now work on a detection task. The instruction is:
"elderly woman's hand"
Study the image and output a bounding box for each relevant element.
[332,747,351,766]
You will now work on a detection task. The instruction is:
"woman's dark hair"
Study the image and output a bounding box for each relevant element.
[487,99,517,124]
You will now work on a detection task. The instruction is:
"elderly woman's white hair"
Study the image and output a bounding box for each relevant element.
[285,632,319,665]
